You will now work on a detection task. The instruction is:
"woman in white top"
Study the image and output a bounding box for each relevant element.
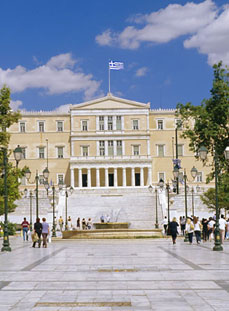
[186,218,194,244]
[193,216,202,244]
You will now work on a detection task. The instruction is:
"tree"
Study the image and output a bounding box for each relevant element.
[0,85,22,215]
[201,173,229,212]
[176,62,229,182]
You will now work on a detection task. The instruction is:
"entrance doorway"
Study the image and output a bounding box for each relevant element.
[82,174,87,187]
[109,173,114,186]
[135,173,140,186]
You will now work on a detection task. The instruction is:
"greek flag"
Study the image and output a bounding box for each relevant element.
[109,61,124,70]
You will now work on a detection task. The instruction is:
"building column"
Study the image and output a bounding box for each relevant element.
[71,168,75,188]
[114,167,118,187]
[87,168,91,188]
[105,141,108,156]
[140,167,144,186]
[105,168,109,187]
[131,167,135,187]
[96,168,100,187]
[78,168,82,188]
[148,167,152,185]
[122,168,126,187]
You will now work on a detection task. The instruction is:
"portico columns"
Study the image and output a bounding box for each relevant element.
[96,168,100,187]
[140,167,144,186]
[71,168,75,188]
[78,168,82,188]
[114,168,118,187]
[131,167,135,187]
[105,168,109,187]
[122,168,126,187]
[87,168,91,188]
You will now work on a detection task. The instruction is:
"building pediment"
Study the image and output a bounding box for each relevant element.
[71,94,150,110]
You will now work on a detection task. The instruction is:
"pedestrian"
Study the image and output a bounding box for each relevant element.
[21,217,30,241]
[168,217,179,244]
[41,218,50,248]
[193,216,202,244]
[58,216,64,232]
[77,217,80,230]
[67,216,72,230]
[161,216,168,235]
[186,218,194,244]
[180,216,186,236]
[208,217,215,242]
[106,215,110,223]
[87,218,92,230]
[32,218,42,248]
[202,218,209,242]
[82,218,87,230]
[226,218,229,239]
[219,214,227,244]
[100,215,105,223]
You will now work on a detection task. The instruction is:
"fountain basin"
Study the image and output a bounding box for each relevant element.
[93,222,129,229]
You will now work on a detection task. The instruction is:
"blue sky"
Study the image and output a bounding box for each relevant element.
[0,0,228,111]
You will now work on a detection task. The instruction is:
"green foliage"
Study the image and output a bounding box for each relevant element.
[0,85,22,216]
[176,62,229,182]
[201,174,229,211]
[0,221,17,235]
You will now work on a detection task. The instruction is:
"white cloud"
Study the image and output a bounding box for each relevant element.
[10,100,23,111]
[96,1,229,65]
[0,53,101,100]
[184,5,229,65]
[136,67,148,77]
[95,29,113,46]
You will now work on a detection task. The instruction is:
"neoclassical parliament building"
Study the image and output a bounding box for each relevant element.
[8,93,211,191]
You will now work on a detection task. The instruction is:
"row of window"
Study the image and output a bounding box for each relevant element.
[19,143,184,159]
[19,147,64,159]
[19,118,182,133]
[19,121,64,133]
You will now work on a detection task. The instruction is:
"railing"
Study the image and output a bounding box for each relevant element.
[70,155,152,161]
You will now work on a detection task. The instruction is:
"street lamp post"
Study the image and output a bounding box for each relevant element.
[199,145,229,251]
[166,182,170,223]
[25,167,49,220]
[24,188,33,230]
[1,148,11,252]
[191,187,194,216]
[148,185,159,229]
[59,182,73,231]
[52,185,56,237]
[1,144,23,252]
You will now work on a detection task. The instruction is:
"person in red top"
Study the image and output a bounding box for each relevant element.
[21,217,30,241]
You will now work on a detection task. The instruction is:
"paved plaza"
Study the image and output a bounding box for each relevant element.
[1,237,229,310]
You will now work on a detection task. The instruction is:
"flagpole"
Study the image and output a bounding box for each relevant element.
[108,62,111,93]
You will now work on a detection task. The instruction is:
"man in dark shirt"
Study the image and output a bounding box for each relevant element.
[33,218,42,248]
[21,217,30,241]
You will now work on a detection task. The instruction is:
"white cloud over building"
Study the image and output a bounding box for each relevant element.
[96,0,229,66]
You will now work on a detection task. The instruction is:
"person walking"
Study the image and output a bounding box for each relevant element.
[186,218,194,244]
[67,216,72,230]
[82,218,87,230]
[208,217,215,242]
[193,216,202,244]
[21,217,30,241]
[180,216,186,236]
[58,216,64,232]
[161,216,168,235]
[41,218,50,248]
[202,218,209,242]
[32,218,42,248]
[76,217,80,230]
[226,218,229,239]
[219,214,227,244]
[87,218,92,230]
[168,217,179,244]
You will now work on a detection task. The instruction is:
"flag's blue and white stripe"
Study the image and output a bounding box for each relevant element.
[109,61,124,70]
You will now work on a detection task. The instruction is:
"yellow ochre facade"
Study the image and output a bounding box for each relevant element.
[8,94,212,191]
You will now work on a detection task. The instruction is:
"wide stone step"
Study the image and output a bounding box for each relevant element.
[62,228,163,239]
